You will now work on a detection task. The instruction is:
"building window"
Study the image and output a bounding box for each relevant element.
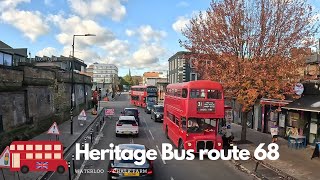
[190,73,197,81]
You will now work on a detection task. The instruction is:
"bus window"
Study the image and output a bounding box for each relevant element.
[190,89,205,99]
[177,89,182,97]
[175,117,179,126]
[207,90,222,99]
[187,118,215,133]
[182,89,188,98]
[181,117,187,130]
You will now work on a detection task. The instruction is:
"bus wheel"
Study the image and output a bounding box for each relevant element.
[178,139,184,154]
[165,126,169,139]
[20,165,29,174]
[57,165,65,174]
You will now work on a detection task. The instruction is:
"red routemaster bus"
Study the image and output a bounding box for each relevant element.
[130,85,158,108]
[163,80,224,153]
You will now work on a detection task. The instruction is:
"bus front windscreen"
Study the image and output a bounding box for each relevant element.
[187,118,216,133]
[146,96,157,104]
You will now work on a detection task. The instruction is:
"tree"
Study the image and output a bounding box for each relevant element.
[123,74,134,86]
[180,0,319,141]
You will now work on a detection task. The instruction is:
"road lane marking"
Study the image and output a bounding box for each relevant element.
[149,129,155,140]
[73,121,106,180]
[171,177,174,180]
[130,138,134,144]
[156,145,166,165]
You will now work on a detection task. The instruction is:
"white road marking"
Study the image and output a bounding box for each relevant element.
[156,145,166,165]
[74,121,106,180]
[130,138,134,144]
[171,177,174,180]
[149,129,155,140]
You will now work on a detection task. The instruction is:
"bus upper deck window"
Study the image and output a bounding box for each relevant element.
[182,89,188,98]
[207,90,222,99]
[190,89,205,98]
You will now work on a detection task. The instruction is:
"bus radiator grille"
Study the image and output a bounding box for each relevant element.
[196,141,214,152]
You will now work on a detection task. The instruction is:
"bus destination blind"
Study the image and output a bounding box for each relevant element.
[197,101,215,112]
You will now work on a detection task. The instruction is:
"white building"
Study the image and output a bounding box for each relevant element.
[92,63,119,92]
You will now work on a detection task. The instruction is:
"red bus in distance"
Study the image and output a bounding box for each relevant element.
[163,80,224,153]
[130,85,158,108]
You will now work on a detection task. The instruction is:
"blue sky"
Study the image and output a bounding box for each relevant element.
[0,0,319,76]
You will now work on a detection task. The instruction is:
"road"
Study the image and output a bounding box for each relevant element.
[51,93,252,180]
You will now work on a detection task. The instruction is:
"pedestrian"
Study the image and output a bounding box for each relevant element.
[92,90,98,111]
[270,123,279,143]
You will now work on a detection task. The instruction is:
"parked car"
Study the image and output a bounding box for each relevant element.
[150,105,164,122]
[121,108,140,125]
[115,116,139,137]
[107,144,154,180]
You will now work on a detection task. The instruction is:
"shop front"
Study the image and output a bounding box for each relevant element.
[260,98,293,137]
[282,95,320,145]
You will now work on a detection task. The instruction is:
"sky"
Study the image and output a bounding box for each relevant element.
[0,0,320,77]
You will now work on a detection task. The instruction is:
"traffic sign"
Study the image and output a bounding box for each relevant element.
[47,122,60,135]
[105,109,115,116]
[0,146,10,168]
[78,109,87,121]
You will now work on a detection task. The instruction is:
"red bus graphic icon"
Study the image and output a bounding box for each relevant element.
[9,141,67,174]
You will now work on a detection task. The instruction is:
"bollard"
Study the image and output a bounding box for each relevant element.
[96,124,99,132]
[90,132,93,143]
[81,143,85,158]
[68,161,71,180]
[103,116,105,122]
[72,154,76,175]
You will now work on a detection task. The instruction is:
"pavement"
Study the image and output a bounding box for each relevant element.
[232,124,320,180]
[1,104,106,180]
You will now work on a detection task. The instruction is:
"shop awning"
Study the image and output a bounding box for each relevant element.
[281,95,320,112]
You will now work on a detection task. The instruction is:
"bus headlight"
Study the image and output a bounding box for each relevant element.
[187,142,192,147]
[217,143,222,147]
[156,114,160,117]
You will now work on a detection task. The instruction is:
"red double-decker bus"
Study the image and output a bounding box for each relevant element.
[163,80,224,153]
[130,85,158,107]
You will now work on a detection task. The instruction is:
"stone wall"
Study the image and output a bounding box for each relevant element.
[0,64,92,132]
[0,91,26,130]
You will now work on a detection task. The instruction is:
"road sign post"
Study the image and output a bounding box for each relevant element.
[78,109,87,126]
[105,109,115,120]
[47,122,60,141]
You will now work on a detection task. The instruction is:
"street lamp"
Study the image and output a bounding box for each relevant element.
[70,33,96,135]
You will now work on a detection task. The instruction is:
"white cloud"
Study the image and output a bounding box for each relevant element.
[36,47,58,57]
[176,1,189,7]
[172,16,190,33]
[0,0,30,11]
[103,39,130,57]
[138,25,167,42]
[67,0,127,21]
[0,9,49,41]
[122,43,166,67]
[48,15,115,49]
[125,29,135,37]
